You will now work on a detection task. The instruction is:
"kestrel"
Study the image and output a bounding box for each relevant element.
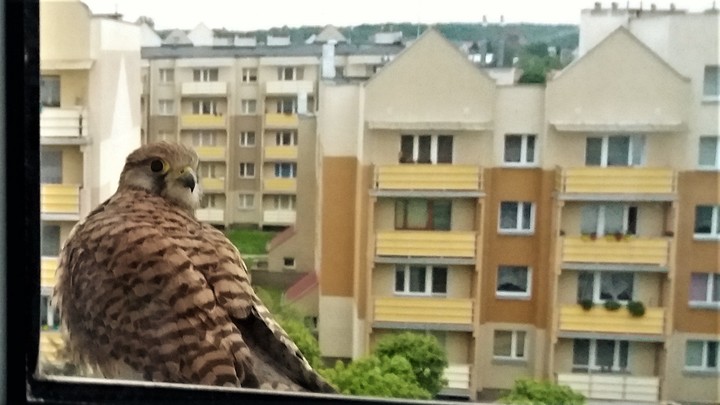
[52,142,334,392]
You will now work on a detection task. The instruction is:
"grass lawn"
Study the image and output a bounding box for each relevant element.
[225,229,277,255]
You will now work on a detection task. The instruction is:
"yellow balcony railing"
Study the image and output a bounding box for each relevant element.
[195,146,226,160]
[264,145,298,160]
[196,208,224,223]
[375,165,482,191]
[41,184,80,215]
[557,373,660,402]
[199,177,225,191]
[180,114,226,128]
[374,297,473,325]
[265,113,299,128]
[263,178,297,192]
[559,305,664,335]
[40,331,64,364]
[557,167,675,195]
[376,231,476,258]
[41,257,58,288]
[562,237,669,266]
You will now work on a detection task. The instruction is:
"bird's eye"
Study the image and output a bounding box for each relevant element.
[150,159,168,173]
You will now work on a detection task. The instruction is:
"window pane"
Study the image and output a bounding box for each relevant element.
[432,267,447,294]
[619,341,629,369]
[40,76,60,107]
[604,204,625,234]
[704,66,720,97]
[504,135,522,163]
[406,199,429,229]
[585,137,603,166]
[394,268,404,292]
[400,135,414,163]
[573,339,590,366]
[417,135,431,163]
[526,135,536,163]
[686,340,704,366]
[581,205,600,235]
[40,296,50,327]
[500,202,518,229]
[493,331,512,357]
[699,137,718,167]
[432,200,451,230]
[40,149,62,184]
[516,331,526,357]
[41,225,60,257]
[708,342,718,368]
[394,200,406,229]
[607,136,630,166]
[408,266,426,293]
[630,135,644,165]
[713,275,720,302]
[627,206,638,235]
[690,273,709,301]
[695,206,713,234]
[521,203,532,230]
[437,135,453,163]
[596,340,615,368]
[497,266,528,293]
[600,272,633,301]
[577,272,594,301]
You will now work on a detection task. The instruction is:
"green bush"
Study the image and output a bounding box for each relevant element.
[626,300,646,317]
[500,378,585,405]
[373,332,448,396]
[603,299,621,311]
[578,299,594,311]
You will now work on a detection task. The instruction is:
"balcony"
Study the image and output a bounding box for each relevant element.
[40,331,64,364]
[265,113,298,129]
[373,297,473,329]
[441,364,472,397]
[41,257,58,289]
[562,237,669,266]
[557,373,659,402]
[199,177,225,192]
[263,210,296,225]
[265,80,314,95]
[556,167,675,199]
[558,305,664,336]
[40,107,88,143]
[195,146,226,161]
[180,114,226,129]
[263,178,297,193]
[374,165,482,193]
[41,184,80,219]
[264,145,298,161]
[376,231,476,259]
[181,81,227,97]
[195,208,224,223]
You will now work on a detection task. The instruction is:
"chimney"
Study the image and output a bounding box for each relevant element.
[594,2,602,11]
[321,40,336,79]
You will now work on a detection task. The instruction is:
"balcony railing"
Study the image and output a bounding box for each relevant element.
[41,184,80,215]
[265,80,314,95]
[558,305,664,335]
[199,177,225,192]
[195,208,224,223]
[40,331,64,364]
[181,81,227,96]
[374,297,473,326]
[441,364,472,396]
[376,230,476,258]
[264,145,298,160]
[40,107,87,139]
[263,210,296,224]
[41,257,58,288]
[265,113,299,128]
[562,237,669,266]
[557,373,660,402]
[556,167,676,196]
[263,178,297,193]
[180,114,226,128]
[374,165,482,191]
[195,146,226,161]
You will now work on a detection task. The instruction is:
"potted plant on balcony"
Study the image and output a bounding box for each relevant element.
[604,299,622,311]
[579,298,594,311]
[627,300,646,317]
[613,231,625,241]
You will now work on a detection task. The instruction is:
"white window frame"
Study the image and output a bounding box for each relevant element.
[157,130,173,142]
[198,163,223,179]
[241,68,257,83]
[159,68,174,83]
[158,99,174,115]
[689,273,720,308]
[239,131,256,147]
[578,271,635,304]
[283,257,296,269]
[573,339,630,373]
[192,100,219,115]
[278,66,302,81]
[276,98,297,114]
[703,65,720,101]
[193,68,218,82]
[699,136,720,170]
[273,195,296,210]
[503,134,537,167]
[192,132,216,147]
[586,135,645,167]
[399,134,454,164]
[492,330,527,360]
[498,201,535,234]
[581,204,637,237]
[238,163,255,178]
[393,265,447,296]
[694,205,720,240]
[275,131,297,146]
[496,265,532,299]
[237,193,254,209]
[40,293,59,330]
[202,194,218,208]
[685,340,719,371]
[241,99,256,115]
[274,163,297,178]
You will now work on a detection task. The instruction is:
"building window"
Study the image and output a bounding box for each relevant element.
[159,68,174,83]
[274,195,296,210]
[40,149,62,184]
[283,257,296,269]
[157,130,174,142]
[695,205,720,239]
[573,339,629,373]
[241,99,257,114]
[241,68,257,83]
[686,340,719,371]
[274,163,297,178]
[276,98,297,114]
[198,163,222,179]
[193,68,219,82]
[699,136,719,169]
[399,134,453,164]
[394,265,447,295]
[40,75,60,107]
[158,99,174,115]
[498,201,534,234]
[586,135,644,167]
[394,199,451,231]
[41,225,60,257]
[690,273,720,308]
[496,266,531,299]
[704,65,720,99]
[581,204,637,236]
[275,131,297,146]
[493,330,527,360]
[40,294,61,330]
[192,132,216,146]
[577,271,634,303]
[238,193,254,209]
[239,131,255,147]
[504,134,536,166]
[278,66,303,81]
[192,100,219,115]
[201,195,219,208]
[239,163,255,178]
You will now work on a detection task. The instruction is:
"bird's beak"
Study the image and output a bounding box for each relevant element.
[177,166,196,192]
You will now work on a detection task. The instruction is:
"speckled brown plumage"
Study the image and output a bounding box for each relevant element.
[53,142,334,393]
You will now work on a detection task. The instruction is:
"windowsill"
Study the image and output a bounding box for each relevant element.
[696,166,720,171]
[683,368,720,377]
[496,293,531,301]
[492,357,528,366]
[701,96,720,104]
[393,292,448,298]
[693,234,720,241]
[501,163,539,169]
[689,302,720,310]
[498,229,534,236]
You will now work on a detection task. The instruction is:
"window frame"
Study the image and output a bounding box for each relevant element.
[699,136,720,170]
[581,203,638,237]
[398,134,454,164]
[40,75,61,107]
[393,264,448,296]
[274,163,297,178]
[496,265,532,299]
[703,65,720,101]
[689,273,720,309]
[394,198,451,231]
[503,133,537,167]
[585,134,645,167]
[158,68,174,83]
[694,205,720,240]
[239,131,255,147]
[273,195,296,210]
[577,271,635,304]
[685,340,720,372]
[240,99,256,115]
[158,99,174,115]
[492,330,528,361]
[572,339,630,373]
[498,201,535,234]
[241,67,257,83]
[238,162,255,178]
[192,100,219,115]
[237,193,254,210]
[193,68,219,82]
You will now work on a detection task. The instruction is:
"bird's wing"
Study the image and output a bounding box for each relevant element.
[197,224,336,393]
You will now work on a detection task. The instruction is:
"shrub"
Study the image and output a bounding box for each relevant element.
[500,378,585,405]
[627,300,646,317]
[604,300,621,311]
[579,299,594,311]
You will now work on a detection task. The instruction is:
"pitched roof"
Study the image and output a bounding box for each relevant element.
[315,25,347,43]
[284,271,318,302]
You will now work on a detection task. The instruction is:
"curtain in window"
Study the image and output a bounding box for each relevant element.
[493,331,512,357]
[699,137,718,166]
[685,340,704,366]
[500,202,518,229]
[497,266,527,292]
[40,76,61,107]
[577,272,594,301]
[604,204,625,234]
[580,205,600,234]
[40,150,62,184]
[695,206,713,233]
[600,272,633,301]
[690,274,708,301]
[504,135,522,163]
[406,199,429,229]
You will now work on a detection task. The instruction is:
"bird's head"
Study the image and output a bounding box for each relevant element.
[118,142,202,212]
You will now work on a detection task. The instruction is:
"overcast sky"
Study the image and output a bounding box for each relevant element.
[80,0,711,31]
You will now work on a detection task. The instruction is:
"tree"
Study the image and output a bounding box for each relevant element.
[373,332,448,396]
[517,42,563,84]
[500,379,585,405]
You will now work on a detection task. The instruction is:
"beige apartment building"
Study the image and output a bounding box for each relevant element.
[39,0,142,368]
[315,5,719,403]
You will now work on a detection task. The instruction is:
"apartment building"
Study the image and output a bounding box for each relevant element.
[315,6,719,403]
[39,0,142,368]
